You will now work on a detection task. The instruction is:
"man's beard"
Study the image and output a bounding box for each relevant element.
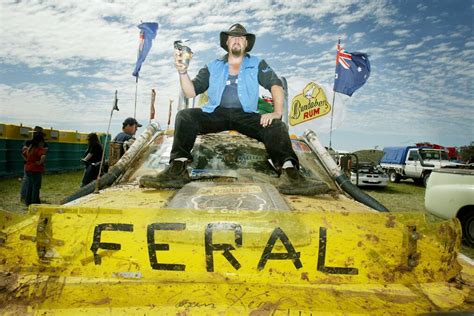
[230,45,244,57]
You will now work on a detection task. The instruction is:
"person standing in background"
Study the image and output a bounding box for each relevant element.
[80,133,103,186]
[20,126,48,204]
[113,117,142,157]
[22,132,47,206]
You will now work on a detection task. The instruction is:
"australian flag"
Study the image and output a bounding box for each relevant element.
[132,22,159,78]
[333,42,370,96]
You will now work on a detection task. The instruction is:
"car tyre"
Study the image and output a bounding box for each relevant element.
[389,170,400,183]
[460,210,474,247]
[414,178,424,185]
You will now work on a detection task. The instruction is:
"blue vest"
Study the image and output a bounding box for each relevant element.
[202,55,260,113]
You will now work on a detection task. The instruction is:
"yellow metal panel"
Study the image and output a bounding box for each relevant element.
[1,124,31,140]
[0,205,471,313]
[73,187,176,208]
[0,205,462,283]
[58,130,79,143]
[77,133,89,144]
[43,128,60,142]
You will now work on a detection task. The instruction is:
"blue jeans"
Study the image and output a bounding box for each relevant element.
[81,164,100,187]
[20,169,28,201]
[25,171,42,206]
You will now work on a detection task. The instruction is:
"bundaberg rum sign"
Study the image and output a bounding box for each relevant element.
[289,82,331,126]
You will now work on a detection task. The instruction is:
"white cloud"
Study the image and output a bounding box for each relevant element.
[393,29,411,37]
[405,42,424,50]
[386,40,401,46]
[425,16,442,23]
[417,4,428,11]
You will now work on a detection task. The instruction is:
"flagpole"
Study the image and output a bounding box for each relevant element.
[329,90,336,151]
[329,36,345,151]
[167,99,173,130]
[95,90,118,193]
[133,76,139,119]
[149,89,156,125]
[330,37,341,151]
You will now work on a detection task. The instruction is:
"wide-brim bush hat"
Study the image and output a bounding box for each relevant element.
[220,23,255,52]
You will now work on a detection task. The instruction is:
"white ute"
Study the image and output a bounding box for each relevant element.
[425,167,474,246]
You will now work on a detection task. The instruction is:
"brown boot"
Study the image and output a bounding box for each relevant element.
[139,160,191,189]
[277,167,330,196]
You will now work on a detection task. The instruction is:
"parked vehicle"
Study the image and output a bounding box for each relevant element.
[380,146,460,186]
[1,125,472,314]
[416,142,459,161]
[425,167,474,246]
[350,162,388,188]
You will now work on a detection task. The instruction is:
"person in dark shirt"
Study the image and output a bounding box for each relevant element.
[113,117,142,157]
[139,23,327,195]
[20,126,48,203]
[80,133,104,186]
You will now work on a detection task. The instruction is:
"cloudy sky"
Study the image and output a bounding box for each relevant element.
[0,0,472,151]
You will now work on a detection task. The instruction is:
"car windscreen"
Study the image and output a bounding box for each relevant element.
[125,132,334,188]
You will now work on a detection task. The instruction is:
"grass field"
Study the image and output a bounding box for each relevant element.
[0,171,84,213]
[0,172,472,257]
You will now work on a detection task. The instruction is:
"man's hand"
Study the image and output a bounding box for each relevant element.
[260,112,282,127]
[174,49,192,74]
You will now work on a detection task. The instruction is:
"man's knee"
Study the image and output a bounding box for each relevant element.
[266,120,289,134]
[176,108,201,123]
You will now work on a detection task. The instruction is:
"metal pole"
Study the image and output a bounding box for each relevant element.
[149,89,156,125]
[329,90,336,150]
[133,76,139,119]
[95,90,118,193]
[167,99,173,130]
[330,37,341,151]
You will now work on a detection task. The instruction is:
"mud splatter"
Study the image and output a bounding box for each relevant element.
[382,271,396,283]
[249,301,279,315]
[0,272,18,292]
[345,257,355,266]
[365,234,380,243]
[423,268,435,281]
[301,272,309,281]
[385,215,396,228]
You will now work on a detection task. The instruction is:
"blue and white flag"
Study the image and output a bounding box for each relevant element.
[333,42,370,96]
[132,22,159,78]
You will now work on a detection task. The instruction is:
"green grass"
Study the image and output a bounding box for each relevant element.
[0,171,83,213]
[0,172,472,258]
[361,180,426,212]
